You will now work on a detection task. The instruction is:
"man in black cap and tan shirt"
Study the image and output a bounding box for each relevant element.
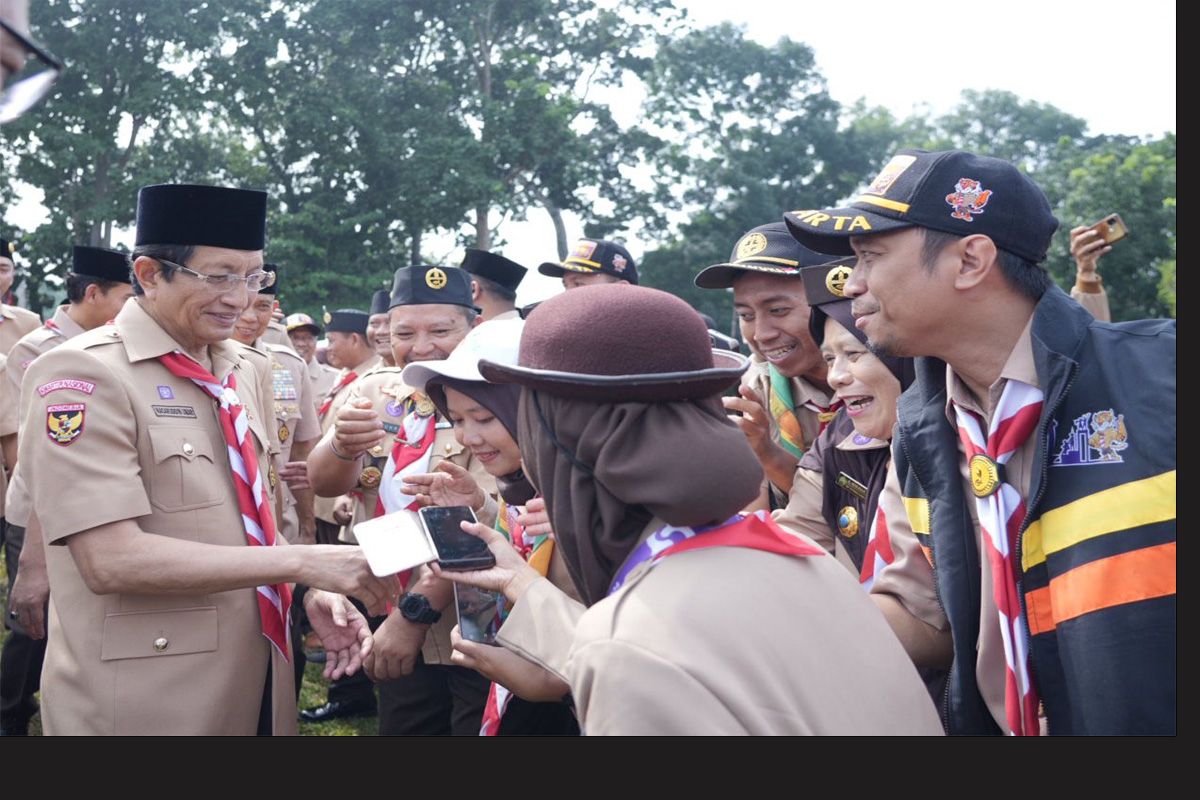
[312,308,380,545]
[15,183,397,735]
[0,245,133,736]
[538,238,638,290]
[694,222,841,505]
[367,289,396,367]
[461,249,526,321]
[308,264,494,735]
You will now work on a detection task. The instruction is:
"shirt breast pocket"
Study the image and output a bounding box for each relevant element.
[147,425,226,512]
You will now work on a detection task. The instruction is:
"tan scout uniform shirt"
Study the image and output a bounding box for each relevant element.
[260,320,292,348]
[743,357,835,498]
[18,300,296,736]
[330,366,497,665]
[772,430,891,576]
[262,341,321,543]
[870,320,1039,735]
[313,354,382,525]
[2,306,87,527]
[0,353,7,519]
[499,521,942,735]
[307,358,339,410]
[0,303,41,356]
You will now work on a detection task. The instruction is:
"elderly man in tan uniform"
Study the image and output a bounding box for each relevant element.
[694,222,841,505]
[286,312,338,405]
[309,264,495,735]
[312,308,380,546]
[460,249,526,321]
[1,245,133,735]
[16,184,397,736]
[438,284,943,735]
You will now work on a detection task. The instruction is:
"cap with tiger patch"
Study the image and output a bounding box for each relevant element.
[538,239,638,285]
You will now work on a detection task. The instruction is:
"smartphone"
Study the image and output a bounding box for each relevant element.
[454,584,506,645]
[418,505,495,570]
[1089,213,1129,245]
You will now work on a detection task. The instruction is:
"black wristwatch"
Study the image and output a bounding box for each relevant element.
[398,592,442,625]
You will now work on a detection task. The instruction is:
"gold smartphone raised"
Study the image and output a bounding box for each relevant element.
[1090,213,1129,245]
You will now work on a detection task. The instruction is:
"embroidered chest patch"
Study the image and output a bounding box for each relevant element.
[1051,409,1129,466]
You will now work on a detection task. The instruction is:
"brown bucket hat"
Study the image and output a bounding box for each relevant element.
[479,283,749,402]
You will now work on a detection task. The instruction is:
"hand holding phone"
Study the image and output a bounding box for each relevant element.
[1088,213,1129,245]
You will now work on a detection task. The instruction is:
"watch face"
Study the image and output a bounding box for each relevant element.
[401,594,423,615]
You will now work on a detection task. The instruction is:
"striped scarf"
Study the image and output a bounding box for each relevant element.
[375,393,437,516]
[317,369,358,420]
[858,506,895,591]
[479,498,556,736]
[768,364,839,458]
[953,379,1043,736]
[158,351,292,660]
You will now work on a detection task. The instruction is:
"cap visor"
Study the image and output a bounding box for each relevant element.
[783,207,912,255]
[537,262,567,278]
[694,263,800,289]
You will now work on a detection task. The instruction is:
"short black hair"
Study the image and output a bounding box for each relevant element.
[473,274,517,304]
[65,273,124,304]
[128,243,195,296]
[921,229,1051,302]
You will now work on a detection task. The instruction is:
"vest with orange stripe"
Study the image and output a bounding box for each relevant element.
[893,287,1175,735]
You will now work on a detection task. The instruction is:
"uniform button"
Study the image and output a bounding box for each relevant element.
[445,443,453,454]
[153,637,169,652]
[182,442,195,456]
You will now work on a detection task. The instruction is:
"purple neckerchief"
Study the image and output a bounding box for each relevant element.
[607,514,747,596]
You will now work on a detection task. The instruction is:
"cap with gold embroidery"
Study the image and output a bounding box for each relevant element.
[389,265,474,310]
[0,238,15,259]
[694,221,837,289]
[324,308,369,335]
[538,239,638,285]
[784,149,1059,264]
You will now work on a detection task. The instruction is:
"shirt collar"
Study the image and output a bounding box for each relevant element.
[50,305,86,338]
[945,314,1039,421]
[117,299,243,380]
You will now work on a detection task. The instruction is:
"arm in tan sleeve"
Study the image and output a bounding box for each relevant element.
[868,467,953,669]
[1071,280,1111,322]
[496,576,588,681]
[569,639,746,735]
[772,465,835,554]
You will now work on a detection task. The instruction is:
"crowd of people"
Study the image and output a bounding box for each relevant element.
[0,4,1176,736]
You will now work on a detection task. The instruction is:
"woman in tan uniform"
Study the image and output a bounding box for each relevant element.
[437,283,943,735]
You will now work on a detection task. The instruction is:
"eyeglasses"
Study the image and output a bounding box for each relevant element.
[155,258,276,294]
[0,19,65,124]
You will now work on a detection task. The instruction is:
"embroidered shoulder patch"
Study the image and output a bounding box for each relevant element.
[46,403,85,446]
[37,379,96,397]
[1051,409,1129,466]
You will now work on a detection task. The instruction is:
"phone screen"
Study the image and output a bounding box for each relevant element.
[420,506,495,569]
[455,584,506,646]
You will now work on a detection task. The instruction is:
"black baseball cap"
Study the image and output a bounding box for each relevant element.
[538,239,638,285]
[784,149,1059,264]
[694,221,837,289]
[389,265,475,310]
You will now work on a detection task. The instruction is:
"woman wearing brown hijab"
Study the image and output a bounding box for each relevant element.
[436,284,943,735]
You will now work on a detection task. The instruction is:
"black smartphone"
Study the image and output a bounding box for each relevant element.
[418,505,496,571]
[454,584,505,645]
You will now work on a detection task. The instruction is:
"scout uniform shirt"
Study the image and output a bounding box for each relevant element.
[333,365,496,665]
[773,410,891,577]
[17,299,296,736]
[870,320,1040,736]
[313,353,382,526]
[498,518,943,735]
[2,306,87,529]
[261,340,320,543]
[307,358,339,410]
[0,303,41,356]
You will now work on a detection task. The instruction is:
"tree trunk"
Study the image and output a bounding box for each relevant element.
[474,205,490,250]
[544,198,569,259]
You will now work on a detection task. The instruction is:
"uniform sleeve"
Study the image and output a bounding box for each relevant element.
[19,347,152,542]
[0,338,36,436]
[293,358,321,442]
[496,577,587,681]
[868,466,948,631]
[1071,280,1111,322]
[567,639,746,735]
[772,466,835,554]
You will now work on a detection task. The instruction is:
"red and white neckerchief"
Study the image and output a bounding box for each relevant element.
[803,398,843,436]
[952,379,1043,736]
[858,506,895,591]
[44,318,60,332]
[317,370,358,420]
[375,393,437,516]
[158,351,292,660]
